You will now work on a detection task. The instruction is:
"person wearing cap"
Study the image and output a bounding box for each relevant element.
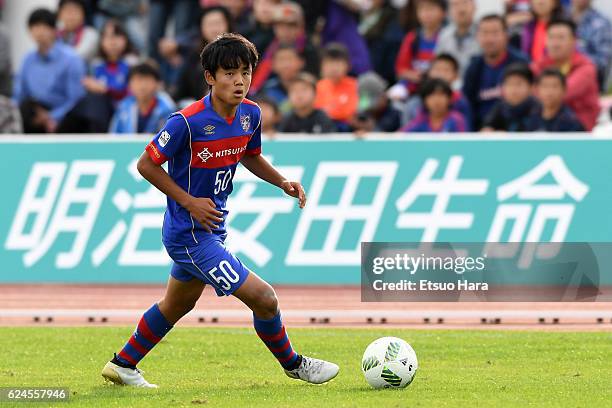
[352,72,402,134]
[250,1,319,94]
[279,72,337,134]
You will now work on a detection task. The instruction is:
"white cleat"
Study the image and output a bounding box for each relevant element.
[101,361,158,388]
[284,356,339,384]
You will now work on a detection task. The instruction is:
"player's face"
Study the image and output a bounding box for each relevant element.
[207,62,252,105]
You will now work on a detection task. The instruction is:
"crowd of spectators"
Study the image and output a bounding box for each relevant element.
[0,0,610,135]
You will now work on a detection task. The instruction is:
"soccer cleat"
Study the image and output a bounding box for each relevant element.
[101,361,158,388]
[284,356,339,384]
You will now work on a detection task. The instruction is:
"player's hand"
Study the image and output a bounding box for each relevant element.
[281,180,307,209]
[184,197,224,233]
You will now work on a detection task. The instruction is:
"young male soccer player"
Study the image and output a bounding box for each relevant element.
[101,33,339,388]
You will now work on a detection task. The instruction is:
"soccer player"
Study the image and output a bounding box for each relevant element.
[101,33,339,388]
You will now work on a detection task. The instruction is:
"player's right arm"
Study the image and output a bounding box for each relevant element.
[138,115,223,233]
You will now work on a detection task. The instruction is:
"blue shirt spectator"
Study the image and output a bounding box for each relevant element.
[526,104,584,131]
[572,0,612,88]
[13,40,86,123]
[109,92,175,133]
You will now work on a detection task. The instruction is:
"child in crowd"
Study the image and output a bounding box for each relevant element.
[314,43,358,131]
[261,44,305,114]
[401,78,467,132]
[256,95,281,137]
[395,0,447,96]
[404,53,473,129]
[109,62,175,133]
[280,72,337,134]
[482,63,540,132]
[57,0,99,61]
[528,68,584,131]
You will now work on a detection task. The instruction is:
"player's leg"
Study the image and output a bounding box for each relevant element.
[233,272,340,384]
[102,270,205,387]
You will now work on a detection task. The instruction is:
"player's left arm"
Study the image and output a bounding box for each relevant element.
[240,154,306,208]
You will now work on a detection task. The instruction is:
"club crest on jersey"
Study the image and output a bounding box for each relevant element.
[197,147,213,162]
[240,114,250,132]
[203,124,215,135]
[158,130,171,147]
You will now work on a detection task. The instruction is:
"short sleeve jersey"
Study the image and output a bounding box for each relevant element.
[145,94,262,245]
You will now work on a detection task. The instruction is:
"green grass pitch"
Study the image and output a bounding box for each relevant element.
[0,327,610,407]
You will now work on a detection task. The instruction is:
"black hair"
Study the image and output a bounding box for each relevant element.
[254,94,279,114]
[419,78,453,111]
[321,42,350,63]
[274,44,303,59]
[128,61,161,82]
[532,0,564,21]
[432,53,459,73]
[28,8,56,28]
[502,63,534,84]
[547,18,577,37]
[479,14,507,31]
[537,67,566,88]
[416,0,447,12]
[199,6,234,41]
[200,33,259,78]
[99,19,135,61]
[58,0,86,12]
[290,71,318,91]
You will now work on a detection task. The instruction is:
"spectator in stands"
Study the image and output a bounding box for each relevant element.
[521,0,566,63]
[84,20,138,107]
[280,72,337,133]
[109,62,175,133]
[69,20,138,133]
[315,43,359,131]
[14,8,86,133]
[395,0,447,96]
[481,63,540,132]
[219,0,252,35]
[173,6,233,105]
[255,95,281,137]
[435,0,480,77]
[243,0,281,55]
[0,23,10,97]
[401,78,467,132]
[0,96,23,133]
[352,72,401,134]
[148,0,199,63]
[261,45,305,114]
[571,0,612,89]
[93,0,146,51]
[531,19,600,130]
[321,1,372,75]
[250,2,319,94]
[527,68,584,131]
[359,0,404,85]
[505,0,533,48]
[463,15,528,129]
[57,0,100,62]
[405,53,473,129]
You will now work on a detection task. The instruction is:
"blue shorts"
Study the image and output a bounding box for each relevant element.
[165,236,251,296]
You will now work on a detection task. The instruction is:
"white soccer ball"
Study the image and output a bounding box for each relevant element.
[361,336,418,389]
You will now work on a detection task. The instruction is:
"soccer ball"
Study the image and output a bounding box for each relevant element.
[361,336,418,389]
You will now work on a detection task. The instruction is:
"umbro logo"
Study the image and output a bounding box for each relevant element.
[197,148,213,162]
[204,124,215,135]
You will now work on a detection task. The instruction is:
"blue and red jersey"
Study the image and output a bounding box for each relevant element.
[145,94,262,246]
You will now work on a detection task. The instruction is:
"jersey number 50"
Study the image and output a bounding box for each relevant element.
[207,260,240,291]
[214,169,232,194]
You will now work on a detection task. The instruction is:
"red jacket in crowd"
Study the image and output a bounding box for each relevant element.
[532,51,601,131]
